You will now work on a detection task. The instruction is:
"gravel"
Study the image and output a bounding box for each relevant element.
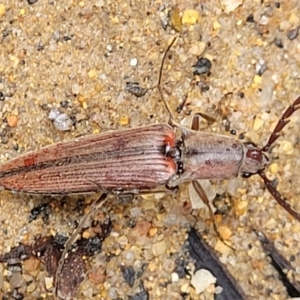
[0,0,300,299]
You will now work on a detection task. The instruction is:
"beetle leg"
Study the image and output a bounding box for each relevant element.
[192,180,234,251]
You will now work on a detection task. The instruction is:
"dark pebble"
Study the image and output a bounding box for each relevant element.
[63,35,72,41]
[27,0,38,4]
[126,82,148,97]
[37,44,44,51]
[192,57,212,75]
[41,103,49,110]
[238,133,245,140]
[238,91,245,98]
[274,38,284,48]
[60,100,70,108]
[29,203,48,222]
[174,257,187,278]
[12,289,24,300]
[287,27,299,40]
[1,136,9,144]
[130,290,149,300]
[246,14,254,23]
[121,265,135,287]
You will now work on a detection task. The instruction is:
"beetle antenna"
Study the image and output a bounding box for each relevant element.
[258,171,300,222]
[259,96,300,222]
[157,37,178,125]
[261,96,300,152]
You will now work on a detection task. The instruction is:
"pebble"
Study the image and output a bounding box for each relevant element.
[253,117,264,131]
[171,272,179,282]
[88,269,106,285]
[23,257,40,276]
[88,69,98,79]
[274,38,284,48]
[253,74,262,84]
[213,20,221,30]
[130,207,142,217]
[48,108,60,120]
[10,272,25,289]
[19,8,26,16]
[256,59,267,75]
[180,282,190,293]
[181,9,200,25]
[215,286,223,294]
[214,239,232,255]
[192,57,212,75]
[129,57,138,67]
[282,141,293,154]
[218,225,232,240]
[234,199,248,217]
[289,13,299,24]
[226,178,242,197]
[117,235,128,246]
[119,115,129,126]
[122,250,135,263]
[279,20,291,31]
[106,44,113,51]
[72,83,80,95]
[54,114,73,131]
[259,15,269,26]
[0,4,5,17]
[220,0,242,13]
[191,269,216,294]
[82,230,90,239]
[149,227,157,237]
[48,109,73,131]
[189,41,206,56]
[287,27,299,40]
[27,282,36,292]
[7,115,18,127]
[152,240,166,256]
[269,163,278,174]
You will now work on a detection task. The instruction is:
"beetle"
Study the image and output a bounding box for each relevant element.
[0,39,299,222]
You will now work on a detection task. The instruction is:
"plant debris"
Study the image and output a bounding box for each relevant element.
[188,228,246,299]
[0,220,112,299]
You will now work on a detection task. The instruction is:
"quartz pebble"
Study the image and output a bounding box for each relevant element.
[130,58,138,66]
[48,108,73,131]
[220,0,242,13]
[152,240,166,256]
[191,269,217,294]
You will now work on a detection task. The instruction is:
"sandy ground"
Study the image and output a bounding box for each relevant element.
[0,0,300,299]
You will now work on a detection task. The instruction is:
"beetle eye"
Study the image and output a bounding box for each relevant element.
[242,172,252,178]
[246,149,262,161]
